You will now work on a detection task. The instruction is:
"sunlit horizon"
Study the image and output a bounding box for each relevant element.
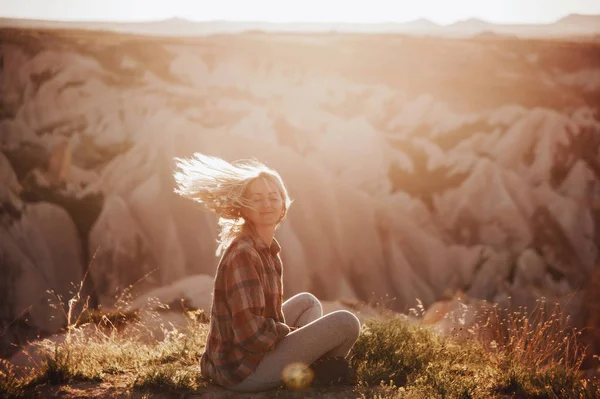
[2,0,600,26]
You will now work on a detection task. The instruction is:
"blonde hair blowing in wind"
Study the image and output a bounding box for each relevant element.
[173,153,292,256]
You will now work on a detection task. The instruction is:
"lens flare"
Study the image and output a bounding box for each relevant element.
[282,362,314,390]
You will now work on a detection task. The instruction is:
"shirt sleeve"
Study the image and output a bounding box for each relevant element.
[225,249,290,353]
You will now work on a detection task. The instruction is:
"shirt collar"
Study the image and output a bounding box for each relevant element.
[240,228,281,256]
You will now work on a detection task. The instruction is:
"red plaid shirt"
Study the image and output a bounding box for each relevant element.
[200,232,290,387]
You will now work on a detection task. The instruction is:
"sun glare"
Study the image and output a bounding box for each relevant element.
[182,0,533,25]
[282,362,314,390]
[1,0,598,25]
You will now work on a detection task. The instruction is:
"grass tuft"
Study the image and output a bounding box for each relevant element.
[350,316,498,398]
[0,359,32,399]
[1,291,599,398]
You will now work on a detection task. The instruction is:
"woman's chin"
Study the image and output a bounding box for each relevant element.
[258,217,279,227]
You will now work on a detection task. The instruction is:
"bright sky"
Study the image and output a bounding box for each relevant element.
[1,0,600,25]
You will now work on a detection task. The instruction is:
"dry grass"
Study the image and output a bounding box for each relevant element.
[1,291,599,398]
[0,306,211,398]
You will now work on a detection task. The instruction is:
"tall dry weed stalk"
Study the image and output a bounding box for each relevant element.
[476,297,584,374]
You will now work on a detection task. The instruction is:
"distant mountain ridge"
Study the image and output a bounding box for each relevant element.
[0,13,599,38]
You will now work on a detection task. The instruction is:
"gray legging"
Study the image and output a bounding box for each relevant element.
[230,292,361,392]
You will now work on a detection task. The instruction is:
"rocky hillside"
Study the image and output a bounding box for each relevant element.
[1,27,599,359]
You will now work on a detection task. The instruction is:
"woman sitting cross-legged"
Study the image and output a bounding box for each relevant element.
[173,153,361,392]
